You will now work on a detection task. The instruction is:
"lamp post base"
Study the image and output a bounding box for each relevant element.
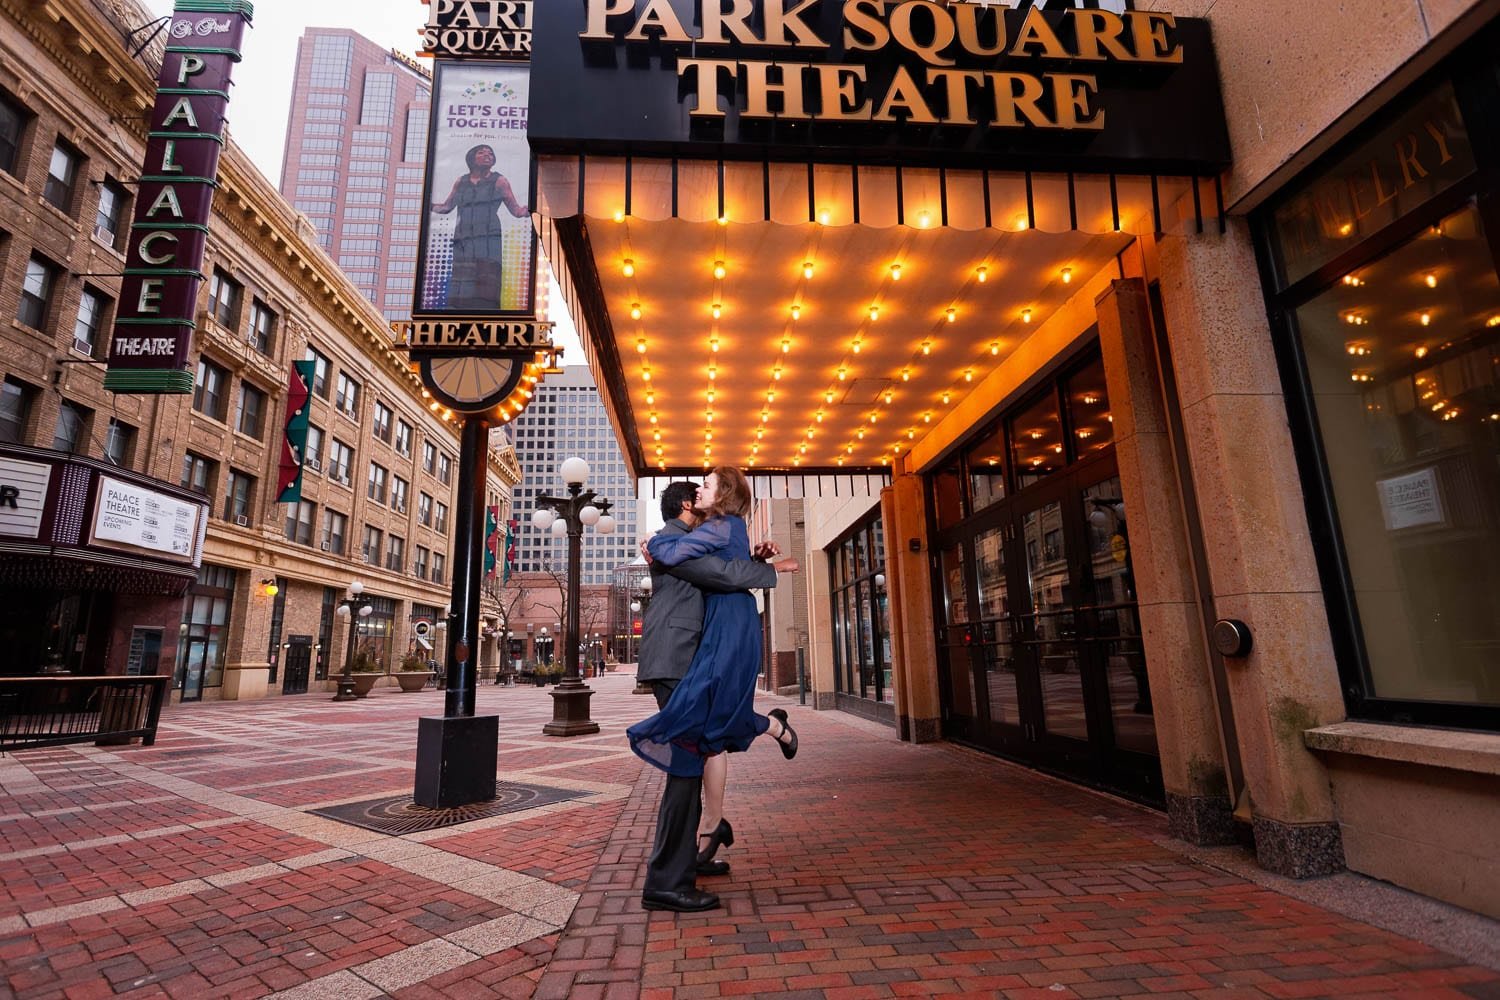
[542,679,600,736]
[414,714,498,808]
[332,677,358,701]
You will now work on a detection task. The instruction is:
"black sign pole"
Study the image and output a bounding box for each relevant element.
[414,414,497,808]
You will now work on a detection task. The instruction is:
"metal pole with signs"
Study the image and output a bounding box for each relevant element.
[405,0,552,809]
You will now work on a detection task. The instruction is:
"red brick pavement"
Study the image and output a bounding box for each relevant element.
[1,674,1496,998]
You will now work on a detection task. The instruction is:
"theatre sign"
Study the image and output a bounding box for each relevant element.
[531,0,1228,174]
[104,1,252,394]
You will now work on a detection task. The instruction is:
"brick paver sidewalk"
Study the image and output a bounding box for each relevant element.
[2,674,1497,999]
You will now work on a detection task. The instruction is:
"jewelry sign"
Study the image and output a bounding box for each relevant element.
[105,0,253,394]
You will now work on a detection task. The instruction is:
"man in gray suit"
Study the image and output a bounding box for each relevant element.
[639,481,778,913]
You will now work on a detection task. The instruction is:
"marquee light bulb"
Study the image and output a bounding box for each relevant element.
[838,367,847,381]
[825,390,834,403]
[901,369,910,382]
[852,340,862,354]
[756,427,763,439]
[1420,312,1432,326]
[990,342,1000,355]
[711,303,722,319]
[636,338,647,354]
[707,366,717,380]
[857,428,866,440]
[965,369,974,383]
[976,265,988,282]
[630,303,642,320]
[713,260,726,279]
[869,305,879,321]
[816,410,824,423]
[613,210,625,222]
[1424,273,1438,288]
[923,412,932,423]
[653,430,661,441]
[717,215,728,226]
[947,307,956,323]
[922,340,931,355]
[761,411,769,423]
[883,389,893,404]
[806,428,815,439]
[803,261,814,279]
[642,369,652,382]
[942,391,952,405]
[622,258,635,277]
[766,389,776,402]
[705,389,714,402]
[890,263,901,280]
[649,412,658,424]
[790,305,800,321]
[1022,308,1032,323]
[782,338,791,353]
[710,337,719,352]
[773,367,783,381]
[705,411,713,423]
[1061,267,1072,283]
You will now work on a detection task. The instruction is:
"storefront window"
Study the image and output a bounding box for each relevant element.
[966,420,1007,512]
[175,564,235,699]
[827,508,892,704]
[1067,355,1114,458]
[1010,389,1065,489]
[1259,65,1500,727]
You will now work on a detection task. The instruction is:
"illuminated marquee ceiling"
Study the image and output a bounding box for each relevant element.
[537,158,1212,476]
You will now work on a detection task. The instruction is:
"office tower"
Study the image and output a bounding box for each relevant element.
[511,367,646,585]
[280,29,431,324]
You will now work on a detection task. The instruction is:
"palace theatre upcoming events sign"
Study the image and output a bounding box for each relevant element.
[105,1,253,395]
[529,0,1229,174]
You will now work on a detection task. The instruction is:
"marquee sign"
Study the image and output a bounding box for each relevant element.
[423,1,534,59]
[530,0,1228,174]
[104,0,253,394]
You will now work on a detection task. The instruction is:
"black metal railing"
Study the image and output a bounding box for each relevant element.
[0,675,169,751]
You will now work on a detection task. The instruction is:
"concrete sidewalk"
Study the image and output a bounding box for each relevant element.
[2,674,1497,999]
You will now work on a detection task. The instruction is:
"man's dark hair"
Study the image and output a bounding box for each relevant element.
[660,481,698,522]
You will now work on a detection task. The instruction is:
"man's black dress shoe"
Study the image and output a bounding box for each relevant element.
[642,889,720,912]
[696,859,730,877]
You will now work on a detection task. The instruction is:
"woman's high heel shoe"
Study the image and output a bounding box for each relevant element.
[696,818,734,865]
[768,708,798,760]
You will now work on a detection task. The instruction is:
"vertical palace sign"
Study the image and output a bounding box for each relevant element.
[105,1,253,394]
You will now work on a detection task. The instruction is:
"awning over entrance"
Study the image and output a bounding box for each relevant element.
[536,155,1220,478]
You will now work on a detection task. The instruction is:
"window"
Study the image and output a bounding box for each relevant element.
[418,492,432,527]
[1254,74,1500,729]
[181,452,216,495]
[391,476,409,512]
[309,34,353,88]
[367,462,388,503]
[0,90,25,176]
[193,359,228,421]
[224,470,254,524]
[359,71,396,126]
[72,287,108,357]
[327,439,353,485]
[305,425,325,470]
[431,552,445,584]
[438,452,452,485]
[284,499,315,545]
[103,418,134,465]
[17,255,58,330]
[306,347,330,397]
[394,419,412,456]
[248,299,276,354]
[363,525,383,564]
[335,372,360,418]
[94,180,128,248]
[236,383,266,439]
[208,268,241,328]
[423,440,436,474]
[43,140,81,212]
[413,545,429,579]
[434,501,448,533]
[321,509,347,554]
[403,106,428,162]
[387,535,405,572]
[52,400,89,452]
[372,401,392,442]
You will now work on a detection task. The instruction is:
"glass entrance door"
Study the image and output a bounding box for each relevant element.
[934,455,1163,803]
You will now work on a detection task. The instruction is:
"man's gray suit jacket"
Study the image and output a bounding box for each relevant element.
[635,517,777,684]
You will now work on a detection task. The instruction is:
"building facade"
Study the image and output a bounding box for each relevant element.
[509,365,647,585]
[0,0,517,701]
[526,0,1500,919]
[279,28,431,325]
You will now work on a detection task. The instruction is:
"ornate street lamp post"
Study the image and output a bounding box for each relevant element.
[530,457,616,736]
[631,573,654,695]
[332,581,373,702]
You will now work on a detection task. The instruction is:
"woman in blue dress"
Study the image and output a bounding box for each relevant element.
[627,466,800,864]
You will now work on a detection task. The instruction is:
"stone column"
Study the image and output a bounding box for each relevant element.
[1096,278,1235,845]
[883,473,941,743]
[222,576,273,700]
[1157,222,1348,878]
[803,543,837,711]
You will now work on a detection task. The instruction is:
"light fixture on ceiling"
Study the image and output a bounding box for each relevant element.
[816,410,824,423]
[645,390,655,405]
[802,261,814,279]
[772,366,783,381]
[653,430,661,441]
[869,305,879,321]
[890,263,901,280]
[649,411,658,424]
[1420,312,1432,326]
[790,305,800,321]
[1425,272,1438,288]
[755,427,764,439]
[901,369,910,382]
[636,338,646,354]
[781,337,791,354]
[907,428,915,440]
[806,428,814,439]
[760,411,769,423]
[705,411,713,423]
[946,307,956,323]
[622,258,635,277]
[711,303,722,319]
[857,428,865,440]
[923,412,932,423]
[712,260,726,279]
[705,389,714,402]
[990,342,999,355]
[766,389,776,402]
[921,341,931,355]
[710,336,719,352]
[965,369,973,383]
[869,412,878,424]
[976,265,988,282]
[883,389,893,404]
[641,368,652,382]
[825,390,835,403]
[707,365,717,380]
[717,215,728,226]
[838,367,847,381]
[1022,308,1032,323]
[1415,346,1429,358]
[613,210,625,222]
[1061,267,1072,284]
[852,339,862,354]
